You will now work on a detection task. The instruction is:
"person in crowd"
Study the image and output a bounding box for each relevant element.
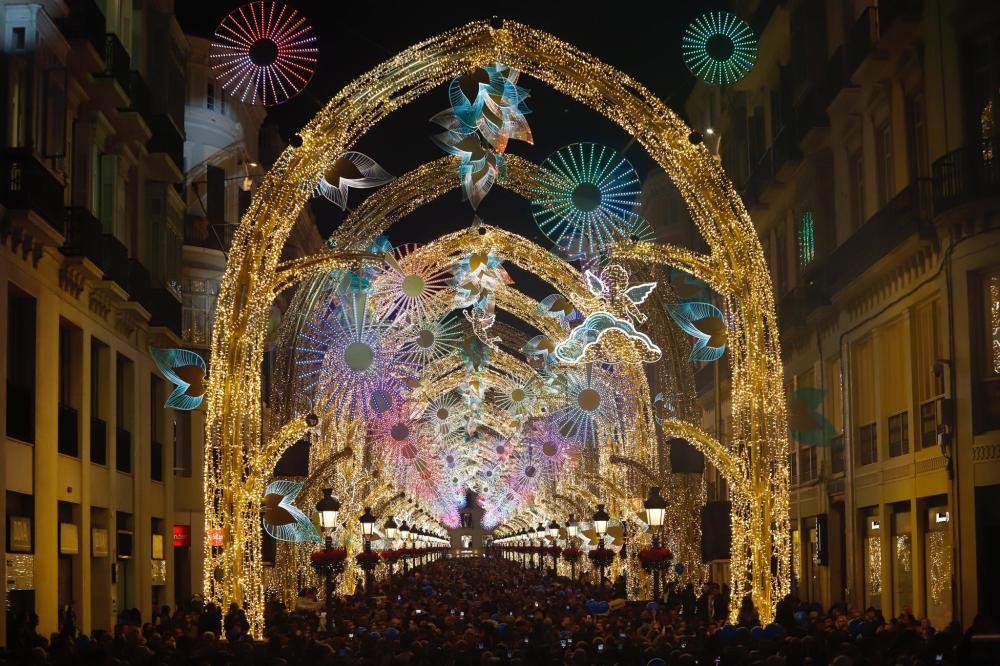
[0,556,976,665]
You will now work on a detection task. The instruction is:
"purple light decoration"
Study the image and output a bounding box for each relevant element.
[210,1,318,106]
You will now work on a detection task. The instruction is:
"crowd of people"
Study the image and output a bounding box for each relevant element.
[4,556,998,665]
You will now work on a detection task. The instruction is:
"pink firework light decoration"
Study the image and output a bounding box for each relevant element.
[210,1,318,106]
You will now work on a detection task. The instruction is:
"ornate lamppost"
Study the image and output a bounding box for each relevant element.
[358,506,377,596]
[643,486,668,603]
[383,516,398,575]
[313,488,342,629]
[592,504,611,593]
[399,521,410,573]
[563,515,580,580]
[547,519,561,574]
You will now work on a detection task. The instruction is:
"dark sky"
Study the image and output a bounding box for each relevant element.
[176,1,728,294]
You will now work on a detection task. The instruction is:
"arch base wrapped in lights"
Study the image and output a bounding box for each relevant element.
[203,20,790,634]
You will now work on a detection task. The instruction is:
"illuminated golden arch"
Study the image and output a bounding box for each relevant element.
[205,20,789,631]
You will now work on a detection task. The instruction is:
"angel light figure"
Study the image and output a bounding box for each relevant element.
[554,264,661,365]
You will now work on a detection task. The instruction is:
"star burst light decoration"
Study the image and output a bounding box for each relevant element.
[492,377,540,421]
[531,143,642,259]
[371,243,453,323]
[209,1,318,106]
[682,11,757,86]
[297,293,418,420]
[424,392,462,435]
[402,315,463,366]
[524,417,578,476]
[553,363,634,447]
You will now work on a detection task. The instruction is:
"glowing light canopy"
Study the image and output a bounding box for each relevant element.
[682,11,757,86]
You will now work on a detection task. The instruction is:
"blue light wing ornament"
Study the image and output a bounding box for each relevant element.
[262,480,321,543]
[666,302,729,362]
[149,347,208,410]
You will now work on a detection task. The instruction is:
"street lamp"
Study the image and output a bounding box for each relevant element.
[359,506,378,595]
[359,506,376,548]
[384,516,398,541]
[644,486,667,602]
[399,521,411,572]
[316,488,341,545]
[593,504,611,592]
[315,488,342,629]
[547,519,560,574]
[567,515,579,539]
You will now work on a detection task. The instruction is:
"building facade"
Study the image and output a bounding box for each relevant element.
[684,0,1000,626]
[0,0,268,644]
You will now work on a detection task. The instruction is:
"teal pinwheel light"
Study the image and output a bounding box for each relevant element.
[531,143,642,259]
[682,11,757,86]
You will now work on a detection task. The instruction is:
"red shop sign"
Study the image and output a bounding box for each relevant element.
[173,525,191,547]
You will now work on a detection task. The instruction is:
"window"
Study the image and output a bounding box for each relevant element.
[987,272,1000,377]
[116,355,133,474]
[920,402,939,449]
[789,451,798,486]
[798,210,816,267]
[220,89,226,115]
[11,26,26,50]
[831,434,845,475]
[799,445,818,483]
[174,410,192,477]
[876,122,895,206]
[206,81,215,110]
[906,92,929,179]
[91,339,109,465]
[978,271,1000,432]
[851,150,866,229]
[7,287,36,442]
[182,277,219,345]
[58,323,80,457]
[150,376,163,481]
[888,411,909,457]
[775,227,788,295]
[859,423,878,465]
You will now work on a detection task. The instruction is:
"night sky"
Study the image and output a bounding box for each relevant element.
[176,1,727,294]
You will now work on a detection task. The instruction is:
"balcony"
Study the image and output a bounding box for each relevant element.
[742,126,801,207]
[932,139,1000,214]
[98,233,130,293]
[827,178,934,294]
[778,272,829,333]
[1,148,66,241]
[112,70,153,144]
[58,403,80,457]
[793,46,848,145]
[146,114,184,182]
[90,33,130,109]
[846,2,924,82]
[63,206,103,266]
[127,258,150,303]
[91,417,108,465]
[144,288,182,337]
[844,7,879,79]
[55,0,106,59]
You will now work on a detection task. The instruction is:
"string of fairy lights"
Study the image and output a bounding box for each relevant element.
[202,19,788,635]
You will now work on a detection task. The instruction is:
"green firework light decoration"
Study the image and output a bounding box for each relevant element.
[531,142,641,259]
[682,11,758,86]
